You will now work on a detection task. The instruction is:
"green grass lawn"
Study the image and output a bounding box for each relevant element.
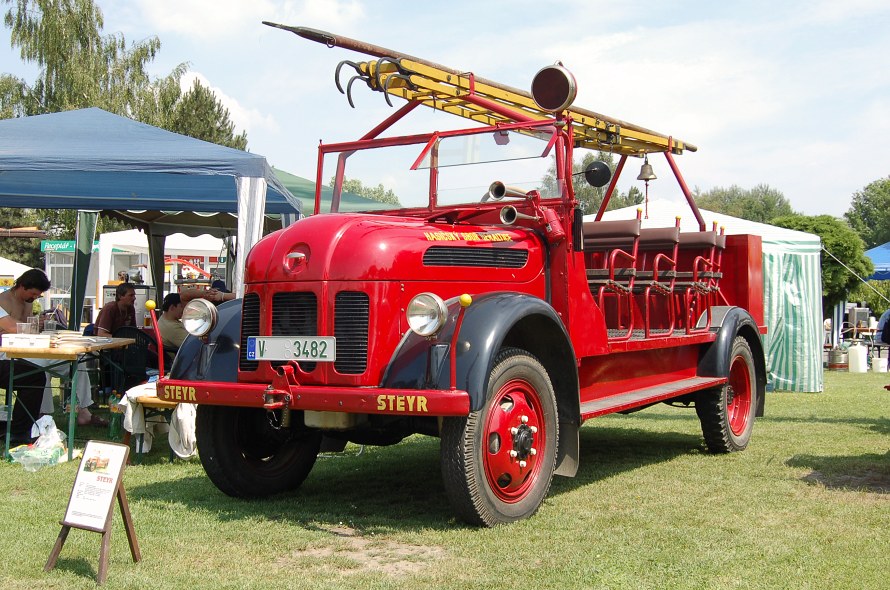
[1,370,887,589]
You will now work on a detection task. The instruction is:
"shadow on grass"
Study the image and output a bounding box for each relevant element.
[624,406,890,436]
[51,556,98,581]
[786,452,890,494]
[550,425,702,492]
[129,424,703,530]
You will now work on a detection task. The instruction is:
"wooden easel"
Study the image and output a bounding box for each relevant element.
[45,441,141,585]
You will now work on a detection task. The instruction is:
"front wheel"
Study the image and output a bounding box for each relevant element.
[696,336,757,452]
[197,405,322,497]
[441,348,558,526]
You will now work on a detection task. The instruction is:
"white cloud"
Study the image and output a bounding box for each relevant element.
[133,0,276,39]
[131,0,364,40]
[96,0,887,215]
[287,0,364,28]
[180,71,278,136]
[802,0,890,24]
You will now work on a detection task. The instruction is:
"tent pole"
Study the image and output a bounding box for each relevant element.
[70,211,98,330]
[147,233,167,302]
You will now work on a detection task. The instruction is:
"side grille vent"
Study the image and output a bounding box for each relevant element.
[423,246,528,268]
[271,292,318,372]
[334,291,369,375]
[239,293,260,372]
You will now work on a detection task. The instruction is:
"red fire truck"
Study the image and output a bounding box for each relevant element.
[158,25,766,526]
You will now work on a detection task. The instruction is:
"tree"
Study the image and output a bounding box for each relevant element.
[1,0,249,254]
[541,151,643,215]
[844,176,890,249]
[0,73,27,118]
[165,79,247,150]
[39,209,130,240]
[694,184,795,223]
[848,280,890,318]
[330,177,401,206]
[0,207,41,267]
[2,0,168,117]
[771,214,873,315]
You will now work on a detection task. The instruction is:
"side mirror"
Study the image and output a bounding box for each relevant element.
[583,161,612,188]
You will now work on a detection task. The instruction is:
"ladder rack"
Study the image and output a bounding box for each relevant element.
[266,23,697,157]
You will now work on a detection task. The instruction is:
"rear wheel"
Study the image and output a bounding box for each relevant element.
[696,336,757,452]
[441,348,558,526]
[196,405,322,497]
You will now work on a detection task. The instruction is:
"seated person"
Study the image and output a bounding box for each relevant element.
[95,282,137,337]
[158,293,188,351]
[878,309,890,345]
[0,269,52,444]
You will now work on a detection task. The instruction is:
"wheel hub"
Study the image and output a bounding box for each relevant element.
[512,424,535,461]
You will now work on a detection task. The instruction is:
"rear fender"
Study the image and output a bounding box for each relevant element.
[697,306,766,417]
[383,292,580,476]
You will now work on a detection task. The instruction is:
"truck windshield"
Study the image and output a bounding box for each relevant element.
[319,126,561,214]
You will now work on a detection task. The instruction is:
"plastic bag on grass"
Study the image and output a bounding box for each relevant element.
[10,416,67,471]
[10,443,65,472]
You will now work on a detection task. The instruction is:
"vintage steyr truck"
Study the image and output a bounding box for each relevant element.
[158,25,766,526]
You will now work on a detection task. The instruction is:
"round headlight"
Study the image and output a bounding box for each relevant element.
[182,298,218,337]
[407,293,448,337]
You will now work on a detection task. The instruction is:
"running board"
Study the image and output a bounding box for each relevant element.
[580,376,727,419]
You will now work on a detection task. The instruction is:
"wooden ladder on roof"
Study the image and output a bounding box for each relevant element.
[264,23,696,157]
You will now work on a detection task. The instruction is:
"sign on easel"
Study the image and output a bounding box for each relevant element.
[45,441,141,585]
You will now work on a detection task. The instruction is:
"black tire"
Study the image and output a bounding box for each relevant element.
[441,348,558,526]
[196,405,322,497]
[696,336,757,452]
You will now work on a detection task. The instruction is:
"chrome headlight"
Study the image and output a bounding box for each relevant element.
[407,293,448,337]
[182,299,218,337]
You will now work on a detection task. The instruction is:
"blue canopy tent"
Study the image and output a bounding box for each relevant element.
[865,242,890,280]
[0,108,302,325]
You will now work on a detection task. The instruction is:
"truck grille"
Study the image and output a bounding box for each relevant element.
[239,293,260,372]
[334,291,369,374]
[238,290,369,375]
[423,246,528,268]
[270,292,318,372]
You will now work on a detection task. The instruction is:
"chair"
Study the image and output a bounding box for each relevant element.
[109,326,154,391]
[633,222,681,338]
[582,211,642,340]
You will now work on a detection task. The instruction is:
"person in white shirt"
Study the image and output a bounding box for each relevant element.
[877,309,890,344]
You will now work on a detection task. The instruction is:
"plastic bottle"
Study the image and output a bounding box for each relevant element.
[108,391,123,440]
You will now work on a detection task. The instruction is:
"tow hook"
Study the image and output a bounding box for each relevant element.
[263,388,292,428]
[263,389,290,410]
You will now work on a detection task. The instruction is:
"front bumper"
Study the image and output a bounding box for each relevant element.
[156,366,470,417]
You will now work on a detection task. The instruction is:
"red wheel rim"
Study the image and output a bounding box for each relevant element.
[482,378,546,503]
[727,354,752,436]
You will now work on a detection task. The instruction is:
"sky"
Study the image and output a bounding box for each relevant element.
[2,0,888,217]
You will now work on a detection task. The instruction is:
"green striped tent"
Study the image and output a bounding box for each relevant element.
[597,201,823,392]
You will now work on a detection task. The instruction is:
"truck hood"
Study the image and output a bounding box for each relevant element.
[245,213,544,284]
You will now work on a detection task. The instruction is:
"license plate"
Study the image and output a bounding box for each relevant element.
[246,336,336,362]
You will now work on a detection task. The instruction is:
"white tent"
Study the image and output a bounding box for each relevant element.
[595,199,823,392]
[96,229,225,306]
[0,255,34,283]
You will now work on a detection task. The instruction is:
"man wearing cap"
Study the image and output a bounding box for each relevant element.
[158,293,189,350]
